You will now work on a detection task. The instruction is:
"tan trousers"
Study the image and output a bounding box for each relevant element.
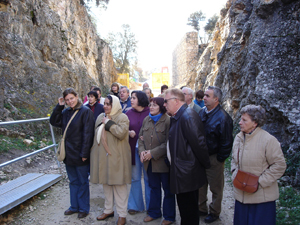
[198,154,225,216]
[103,184,128,217]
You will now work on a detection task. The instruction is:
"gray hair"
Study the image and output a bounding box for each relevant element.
[207,86,222,102]
[182,87,194,96]
[120,86,129,93]
[143,87,152,93]
[240,105,266,127]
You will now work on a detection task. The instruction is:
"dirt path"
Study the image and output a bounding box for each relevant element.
[0,158,235,225]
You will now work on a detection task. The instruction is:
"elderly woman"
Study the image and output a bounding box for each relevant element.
[126,91,150,214]
[90,95,131,225]
[231,105,286,225]
[139,97,176,225]
[50,88,94,219]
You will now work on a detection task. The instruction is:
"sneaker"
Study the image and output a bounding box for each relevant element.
[204,213,219,223]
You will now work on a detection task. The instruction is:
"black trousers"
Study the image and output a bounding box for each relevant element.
[176,189,199,225]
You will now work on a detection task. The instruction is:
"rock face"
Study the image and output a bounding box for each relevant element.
[194,1,300,182]
[0,0,117,119]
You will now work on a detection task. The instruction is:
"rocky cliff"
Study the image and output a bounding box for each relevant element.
[194,0,300,184]
[0,0,117,120]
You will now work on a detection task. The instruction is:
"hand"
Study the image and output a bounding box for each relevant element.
[140,136,144,141]
[58,97,65,105]
[129,130,136,138]
[102,117,109,124]
[144,150,152,161]
[140,152,145,163]
[82,158,87,162]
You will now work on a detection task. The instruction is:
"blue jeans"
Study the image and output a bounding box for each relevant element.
[147,161,176,221]
[66,164,90,213]
[128,147,150,211]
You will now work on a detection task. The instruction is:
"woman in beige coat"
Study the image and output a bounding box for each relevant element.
[231,105,286,225]
[90,95,131,225]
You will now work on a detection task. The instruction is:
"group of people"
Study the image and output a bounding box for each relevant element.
[50,83,286,225]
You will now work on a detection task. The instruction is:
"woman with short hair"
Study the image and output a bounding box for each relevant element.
[139,97,176,225]
[231,105,286,225]
[50,88,94,219]
[126,91,150,215]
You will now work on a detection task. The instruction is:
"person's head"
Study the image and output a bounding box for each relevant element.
[143,87,152,100]
[90,85,96,91]
[93,87,101,100]
[149,97,166,116]
[120,86,130,101]
[104,95,121,116]
[204,86,222,111]
[195,90,204,101]
[111,82,119,93]
[143,82,150,90]
[87,91,98,105]
[182,87,194,105]
[131,90,149,110]
[239,105,266,134]
[161,84,168,94]
[163,88,185,116]
[63,88,79,109]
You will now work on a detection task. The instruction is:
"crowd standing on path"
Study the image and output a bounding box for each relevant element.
[50,83,286,225]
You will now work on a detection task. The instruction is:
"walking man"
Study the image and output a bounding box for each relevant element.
[198,86,233,223]
[164,88,210,225]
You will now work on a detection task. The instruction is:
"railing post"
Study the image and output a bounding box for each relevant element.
[49,123,61,168]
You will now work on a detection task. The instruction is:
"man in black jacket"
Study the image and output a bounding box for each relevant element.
[198,86,233,223]
[164,88,210,225]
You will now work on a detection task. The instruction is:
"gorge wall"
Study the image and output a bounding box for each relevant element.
[0,0,117,120]
[194,0,300,184]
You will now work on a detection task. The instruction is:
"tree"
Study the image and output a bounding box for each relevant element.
[105,24,138,74]
[80,0,109,9]
[204,15,219,41]
[187,11,206,43]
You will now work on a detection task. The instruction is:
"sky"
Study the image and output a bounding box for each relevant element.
[90,0,227,74]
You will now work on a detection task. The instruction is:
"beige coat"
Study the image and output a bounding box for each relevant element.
[231,127,286,204]
[138,113,170,173]
[90,109,132,185]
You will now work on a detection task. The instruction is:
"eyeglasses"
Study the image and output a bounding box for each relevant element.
[148,104,158,108]
[164,97,177,103]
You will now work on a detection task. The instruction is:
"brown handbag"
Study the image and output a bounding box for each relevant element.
[233,148,259,193]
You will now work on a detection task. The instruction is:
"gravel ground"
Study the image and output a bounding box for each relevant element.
[0,153,235,225]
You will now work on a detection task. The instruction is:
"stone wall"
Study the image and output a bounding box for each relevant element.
[194,0,300,183]
[0,0,117,120]
[172,32,199,87]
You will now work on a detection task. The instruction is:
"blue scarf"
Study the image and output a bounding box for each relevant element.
[194,99,204,108]
[149,113,163,124]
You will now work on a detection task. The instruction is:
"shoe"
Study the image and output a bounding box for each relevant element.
[161,219,175,225]
[78,212,88,218]
[128,209,139,215]
[117,217,126,225]
[64,209,77,215]
[96,212,114,220]
[143,215,155,222]
[199,211,208,217]
[204,214,219,223]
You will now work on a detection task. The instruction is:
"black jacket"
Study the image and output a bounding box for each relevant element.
[169,104,210,194]
[199,105,233,162]
[50,102,95,166]
[86,102,104,121]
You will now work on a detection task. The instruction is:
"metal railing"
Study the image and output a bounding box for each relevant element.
[0,117,60,169]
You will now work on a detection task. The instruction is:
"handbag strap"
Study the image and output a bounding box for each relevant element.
[62,110,79,139]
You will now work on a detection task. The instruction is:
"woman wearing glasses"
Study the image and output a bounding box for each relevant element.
[126,91,150,215]
[139,97,175,225]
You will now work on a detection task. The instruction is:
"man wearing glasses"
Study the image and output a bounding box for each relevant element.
[163,88,210,225]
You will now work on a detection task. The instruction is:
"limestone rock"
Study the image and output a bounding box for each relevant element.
[23,139,33,146]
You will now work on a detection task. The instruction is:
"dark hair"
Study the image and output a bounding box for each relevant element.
[161,84,168,93]
[195,90,204,99]
[87,91,98,100]
[63,88,78,99]
[180,86,186,90]
[93,87,101,94]
[111,82,119,91]
[150,97,166,114]
[131,90,149,107]
[106,95,112,105]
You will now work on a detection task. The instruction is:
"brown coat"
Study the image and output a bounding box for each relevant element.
[231,127,286,204]
[138,113,170,173]
[90,109,132,185]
